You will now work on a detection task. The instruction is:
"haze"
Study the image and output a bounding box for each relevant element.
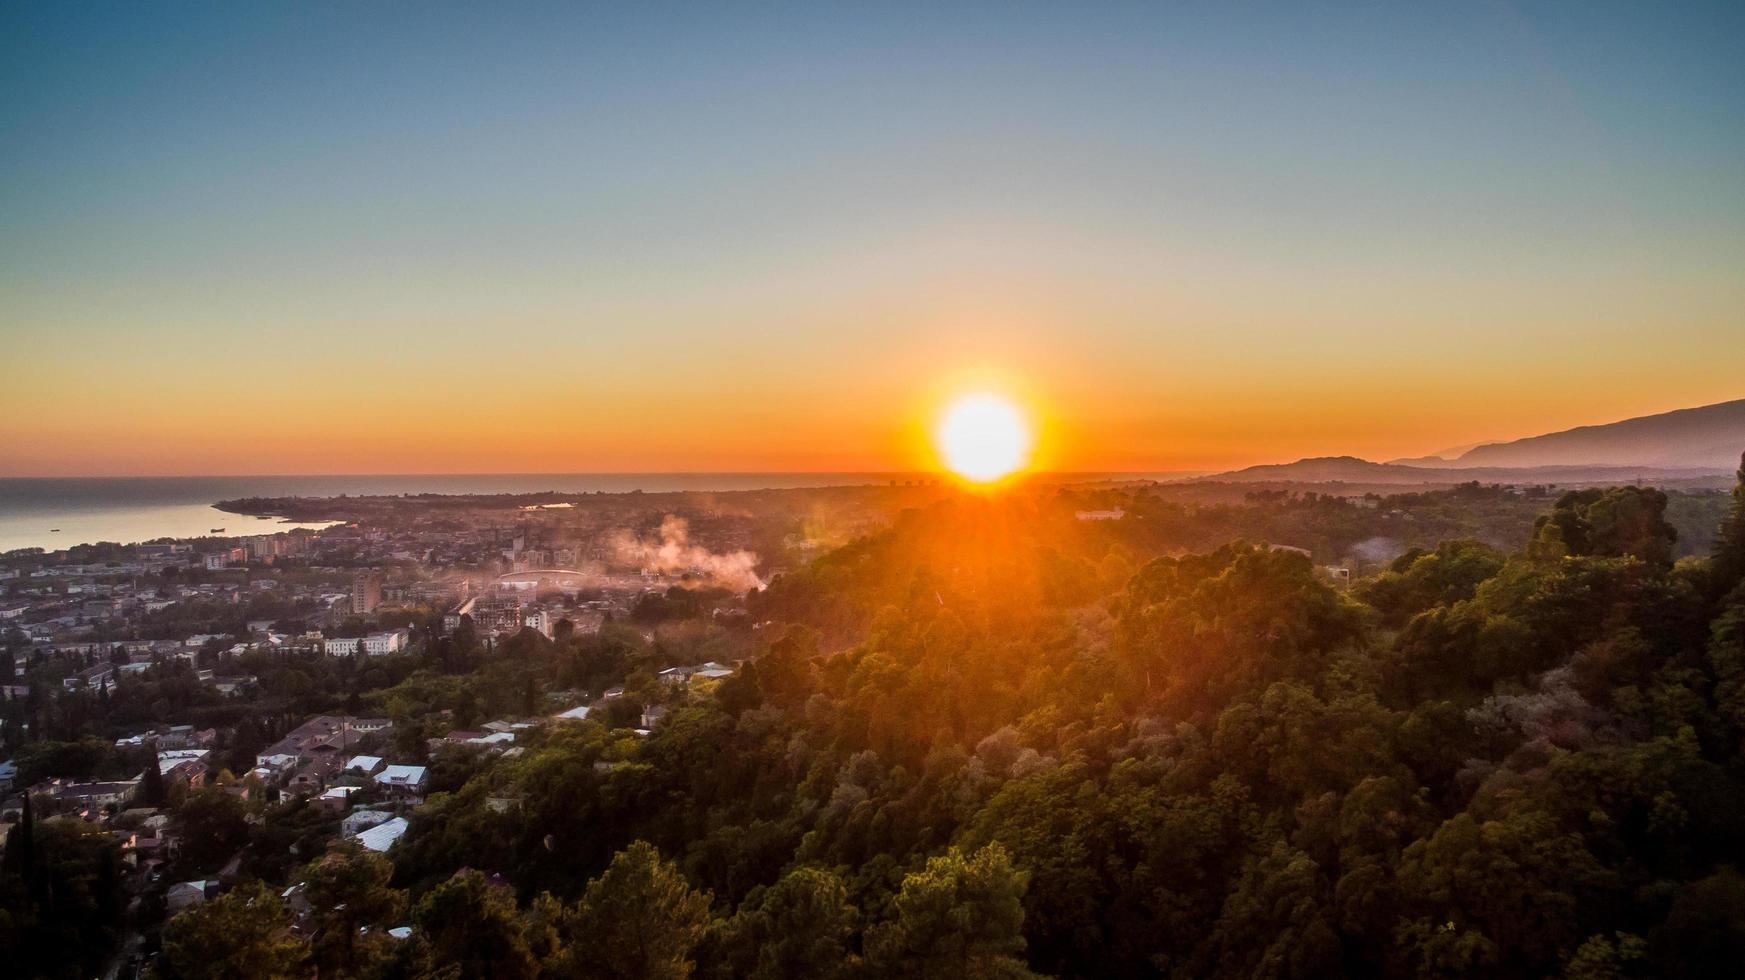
[3,2,1743,476]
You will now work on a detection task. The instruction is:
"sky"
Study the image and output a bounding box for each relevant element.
[2,1,1742,476]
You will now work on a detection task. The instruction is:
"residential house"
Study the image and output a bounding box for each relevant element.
[373,765,428,799]
[167,879,217,913]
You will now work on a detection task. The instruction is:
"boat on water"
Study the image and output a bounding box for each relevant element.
[210,527,225,533]
[49,528,60,532]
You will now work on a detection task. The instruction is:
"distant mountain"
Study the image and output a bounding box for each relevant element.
[1199,455,1725,487]
[1430,399,1745,470]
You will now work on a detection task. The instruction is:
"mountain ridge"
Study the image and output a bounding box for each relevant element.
[1389,398,1745,470]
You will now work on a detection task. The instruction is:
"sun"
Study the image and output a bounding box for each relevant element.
[936,393,1032,483]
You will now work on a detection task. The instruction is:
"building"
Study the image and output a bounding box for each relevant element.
[63,663,115,692]
[352,573,382,615]
[356,816,409,853]
[442,596,477,633]
[323,630,409,657]
[446,594,523,636]
[316,785,359,816]
[50,777,141,811]
[255,716,391,769]
[342,809,396,838]
[1074,508,1127,521]
[158,749,211,788]
[523,609,552,637]
[342,755,386,780]
[373,764,428,798]
[167,880,217,913]
[692,661,733,681]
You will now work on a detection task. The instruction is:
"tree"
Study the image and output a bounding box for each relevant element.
[298,842,407,978]
[139,738,168,808]
[1648,868,1745,979]
[160,880,309,980]
[1,790,36,884]
[171,786,250,872]
[719,866,858,980]
[0,812,123,978]
[413,869,538,980]
[1534,487,1678,566]
[555,840,715,980]
[864,844,1037,979]
[1714,452,1745,596]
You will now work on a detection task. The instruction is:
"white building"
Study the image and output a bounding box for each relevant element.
[323,630,410,657]
[342,809,396,838]
[356,816,409,853]
[374,764,428,797]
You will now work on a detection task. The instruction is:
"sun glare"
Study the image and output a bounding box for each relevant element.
[937,393,1031,483]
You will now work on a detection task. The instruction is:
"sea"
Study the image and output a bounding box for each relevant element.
[0,472,1184,553]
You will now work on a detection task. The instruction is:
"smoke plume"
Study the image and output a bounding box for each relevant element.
[610,515,764,592]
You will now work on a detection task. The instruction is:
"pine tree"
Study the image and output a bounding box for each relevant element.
[140,738,168,808]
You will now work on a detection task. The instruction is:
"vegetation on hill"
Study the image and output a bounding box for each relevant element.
[6,463,1745,977]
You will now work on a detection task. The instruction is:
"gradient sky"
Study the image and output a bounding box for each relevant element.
[3,2,1742,476]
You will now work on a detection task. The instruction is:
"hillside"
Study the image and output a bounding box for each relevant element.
[1428,399,1745,470]
[1198,455,1724,487]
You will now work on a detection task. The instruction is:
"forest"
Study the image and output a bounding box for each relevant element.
[5,469,1745,978]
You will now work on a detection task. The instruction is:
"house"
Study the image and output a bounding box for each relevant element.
[373,765,428,798]
[62,663,115,692]
[255,716,391,768]
[342,809,396,838]
[467,732,515,751]
[158,749,211,789]
[640,705,669,728]
[167,879,216,913]
[51,777,140,811]
[316,785,359,816]
[692,661,733,681]
[356,816,409,853]
[284,760,336,797]
[343,755,386,779]
[552,705,591,722]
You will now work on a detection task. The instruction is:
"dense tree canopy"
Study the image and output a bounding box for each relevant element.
[34,470,1745,978]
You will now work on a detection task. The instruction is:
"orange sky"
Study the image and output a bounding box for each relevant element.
[4,4,1743,477]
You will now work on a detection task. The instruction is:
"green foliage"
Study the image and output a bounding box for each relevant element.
[0,815,124,979]
[554,839,715,980]
[22,473,1745,979]
[715,866,858,980]
[1362,538,1506,625]
[171,786,251,873]
[413,869,539,980]
[160,880,309,980]
[863,843,1036,979]
[1533,486,1678,566]
[299,842,407,978]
